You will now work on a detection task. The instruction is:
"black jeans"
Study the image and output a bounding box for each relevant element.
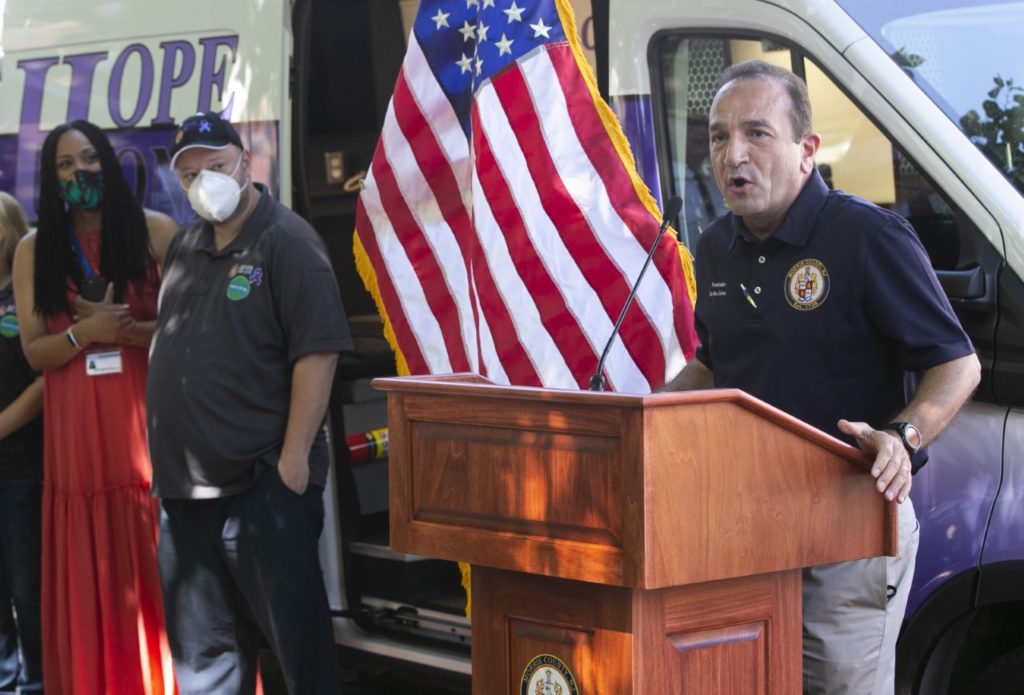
[0,474,42,695]
[157,467,341,694]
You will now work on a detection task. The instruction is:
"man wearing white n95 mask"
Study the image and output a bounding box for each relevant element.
[147,111,352,694]
[184,146,247,222]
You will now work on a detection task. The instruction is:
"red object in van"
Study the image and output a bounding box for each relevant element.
[345,428,388,464]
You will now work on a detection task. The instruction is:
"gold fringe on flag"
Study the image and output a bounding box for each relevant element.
[354,223,476,618]
[553,0,697,308]
[459,562,472,618]
[352,233,411,377]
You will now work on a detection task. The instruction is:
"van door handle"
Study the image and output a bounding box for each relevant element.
[936,266,985,300]
[936,266,996,313]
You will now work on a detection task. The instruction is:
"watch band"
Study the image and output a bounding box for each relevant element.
[883,421,920,456]
[66,326,81,349]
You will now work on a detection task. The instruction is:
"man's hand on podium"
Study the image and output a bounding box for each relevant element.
[837,419,912,504]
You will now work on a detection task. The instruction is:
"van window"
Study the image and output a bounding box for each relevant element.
[654,34,963,272]
[834,0,1024,196]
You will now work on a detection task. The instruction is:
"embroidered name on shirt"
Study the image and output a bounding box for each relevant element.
[709,281,728,298]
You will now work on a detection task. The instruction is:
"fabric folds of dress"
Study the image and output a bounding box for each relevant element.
[41,229,176,694]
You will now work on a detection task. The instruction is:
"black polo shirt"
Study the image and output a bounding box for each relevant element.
[694,169,974,445]
[0,283,42,480]
[147,185,353,499]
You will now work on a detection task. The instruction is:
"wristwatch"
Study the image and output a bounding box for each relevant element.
[884,421,922,457]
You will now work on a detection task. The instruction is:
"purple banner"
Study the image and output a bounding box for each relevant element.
[0,137,17,197]
[6,121,279,227]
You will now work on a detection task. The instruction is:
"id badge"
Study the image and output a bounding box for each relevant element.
[85,349,123,376]
[80,276,107,302]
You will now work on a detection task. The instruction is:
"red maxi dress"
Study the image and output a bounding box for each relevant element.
[41,228,176,694]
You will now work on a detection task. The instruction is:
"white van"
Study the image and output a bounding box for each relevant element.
[610,2,1024,692]
[0,0,473,689]
[2,0,1021,692]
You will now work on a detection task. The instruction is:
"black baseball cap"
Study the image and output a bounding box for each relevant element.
[170,111,243,168]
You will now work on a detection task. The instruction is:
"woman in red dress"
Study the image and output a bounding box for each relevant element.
[12,120,178,694]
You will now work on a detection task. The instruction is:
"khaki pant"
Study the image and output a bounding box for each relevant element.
[803,498,919,695]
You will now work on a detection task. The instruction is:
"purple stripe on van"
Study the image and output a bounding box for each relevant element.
[980,409,1024,566]
[6,121,279,226]
[905,404,1003,615]
[610,94,662,208]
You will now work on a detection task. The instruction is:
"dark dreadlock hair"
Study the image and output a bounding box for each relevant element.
[34,120,150,318]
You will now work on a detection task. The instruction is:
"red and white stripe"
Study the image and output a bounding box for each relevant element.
[356,35,696,393]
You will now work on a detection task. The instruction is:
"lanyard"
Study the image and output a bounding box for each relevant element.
[66,225,96,280]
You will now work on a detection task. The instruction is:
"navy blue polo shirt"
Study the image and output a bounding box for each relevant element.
[694,169,974,443]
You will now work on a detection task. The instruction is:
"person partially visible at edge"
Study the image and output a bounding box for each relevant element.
[147,111,352,694]
[11,120,178,694]
[659,60,981,694]
[0,191,44,694]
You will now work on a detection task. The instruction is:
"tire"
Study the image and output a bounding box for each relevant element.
[965,645,1024,695]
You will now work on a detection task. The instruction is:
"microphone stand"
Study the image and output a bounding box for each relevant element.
[589,197,682,391]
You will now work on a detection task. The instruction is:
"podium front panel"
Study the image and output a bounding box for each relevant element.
[472,566,801,694]
[472,568,632,694]
[389,390,645,586]
[379,376,894,588]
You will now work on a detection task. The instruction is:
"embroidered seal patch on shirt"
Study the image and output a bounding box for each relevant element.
[521,654,579,695]
[785,259,830,311]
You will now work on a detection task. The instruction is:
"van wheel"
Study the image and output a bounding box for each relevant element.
[964,646,1024,695]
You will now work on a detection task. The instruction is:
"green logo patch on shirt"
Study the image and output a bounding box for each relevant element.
[0,312,18,338]
[226,275,252,301]
[226,263,264,302]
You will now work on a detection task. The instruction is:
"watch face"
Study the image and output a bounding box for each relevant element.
[905,424,923,451]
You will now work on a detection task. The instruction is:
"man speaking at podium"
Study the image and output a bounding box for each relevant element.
[659,61,980,694]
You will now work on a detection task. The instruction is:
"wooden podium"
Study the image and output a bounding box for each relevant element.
[374,374,896,694]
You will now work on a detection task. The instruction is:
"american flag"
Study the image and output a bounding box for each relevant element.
[354,0,697,392]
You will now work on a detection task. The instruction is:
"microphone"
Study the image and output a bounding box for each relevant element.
[589,195,683,391]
